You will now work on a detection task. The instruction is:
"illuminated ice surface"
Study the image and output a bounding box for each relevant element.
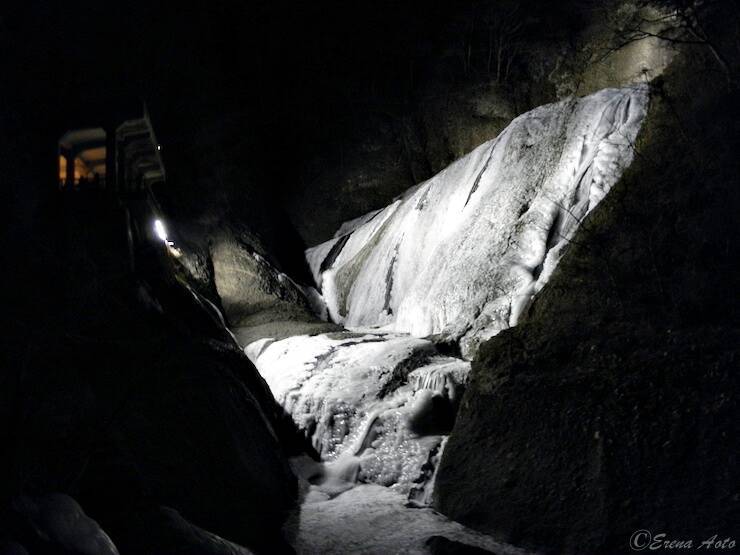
[247,332,469,497]
[308,85,649,358]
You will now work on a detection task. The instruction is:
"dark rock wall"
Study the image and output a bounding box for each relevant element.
[208,228,341,346]
[434,48,740,554]
[0,193,300,553]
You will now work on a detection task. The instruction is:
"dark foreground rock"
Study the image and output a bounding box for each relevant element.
[0,194,300,554]
[435,52,740,554]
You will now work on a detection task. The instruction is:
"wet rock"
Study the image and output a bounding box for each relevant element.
[117,506,267,555]
[208,228,339,349]
[0,542,29,555]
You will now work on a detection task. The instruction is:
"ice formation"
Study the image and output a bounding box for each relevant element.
[247,331,469,495]
[246,86,649,501]
[308,85,649,358]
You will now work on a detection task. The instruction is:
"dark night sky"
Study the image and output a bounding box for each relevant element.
[1,2,464,210]
[0,0,479,275]
[2,1,582,182]
[4,2,449,138]
[1,0,581,256]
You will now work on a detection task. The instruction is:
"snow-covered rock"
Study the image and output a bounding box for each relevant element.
[308,86,649,358]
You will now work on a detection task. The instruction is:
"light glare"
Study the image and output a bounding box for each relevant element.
[154,219,168,242]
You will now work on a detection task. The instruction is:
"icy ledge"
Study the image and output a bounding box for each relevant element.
[308,85,649,358]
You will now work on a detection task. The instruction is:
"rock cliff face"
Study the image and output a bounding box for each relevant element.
[434,61,740,554]
[285,81,520,246]
[309,86,649,359]
[209,228,337,346]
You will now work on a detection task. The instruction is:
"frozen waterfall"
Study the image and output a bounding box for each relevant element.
[245,86,649,502]
[308,85,649,358]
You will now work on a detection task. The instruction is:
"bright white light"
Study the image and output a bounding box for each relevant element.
[154,219,168,242]
[156,144,162,151]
